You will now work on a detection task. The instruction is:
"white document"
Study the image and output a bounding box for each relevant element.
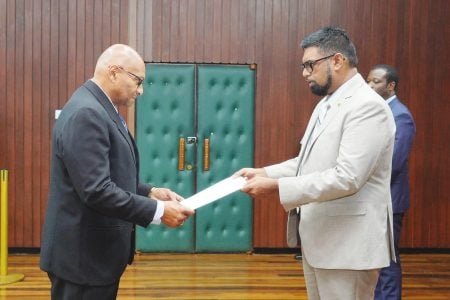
[181,176,247,210]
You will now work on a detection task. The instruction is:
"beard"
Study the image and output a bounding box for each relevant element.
[309,66,332,96]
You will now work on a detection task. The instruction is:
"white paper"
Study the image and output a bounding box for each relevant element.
[181,176,246,210]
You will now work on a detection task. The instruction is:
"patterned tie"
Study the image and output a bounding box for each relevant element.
[297,99,330,173]
[318,101,330,126]
[312,100,330,139]
[118,113,128,132]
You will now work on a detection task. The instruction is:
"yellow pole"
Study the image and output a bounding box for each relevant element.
[0,170,24,285]
[1,170,8,276]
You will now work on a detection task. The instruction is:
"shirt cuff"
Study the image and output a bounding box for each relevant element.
[150,200,165,225]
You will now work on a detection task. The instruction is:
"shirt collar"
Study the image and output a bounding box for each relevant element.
[90,79,119,113]
[385,95,396,105]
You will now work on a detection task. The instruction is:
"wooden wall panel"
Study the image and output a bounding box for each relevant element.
[0,0,129,247]
[1,0,449,249]
[128,0,450,249]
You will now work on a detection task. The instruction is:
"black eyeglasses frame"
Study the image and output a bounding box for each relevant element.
[117,65,144,87]
[301,53,336,73]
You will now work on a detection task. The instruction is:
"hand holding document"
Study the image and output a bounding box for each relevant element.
[181,176,247,210]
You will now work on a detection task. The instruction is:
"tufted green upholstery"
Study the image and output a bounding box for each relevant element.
[195,65,254,251]
[136,64,196,252]
[136,64,254,252]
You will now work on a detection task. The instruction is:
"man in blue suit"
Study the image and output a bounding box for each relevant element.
[367,64,416,299]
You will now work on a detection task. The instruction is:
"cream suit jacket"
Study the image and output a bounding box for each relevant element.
[265,74,396,270]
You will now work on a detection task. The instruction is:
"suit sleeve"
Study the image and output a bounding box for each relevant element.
[391,112,415,181]
[137,182,152,197]
[60,107,157,227]
[265,157,299,178]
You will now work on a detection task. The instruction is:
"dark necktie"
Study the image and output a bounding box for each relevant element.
[118,113,128,132]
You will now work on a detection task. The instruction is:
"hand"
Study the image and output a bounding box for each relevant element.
[241,176,278,198]
[233,167,267,180]
[150,187,183,202]
[161,200,195,228]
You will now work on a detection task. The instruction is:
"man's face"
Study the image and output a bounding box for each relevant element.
[366,69,391,99]
[114,63,145,107]
[301,47,333,96]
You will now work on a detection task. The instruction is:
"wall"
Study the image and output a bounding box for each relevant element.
[0,0,129,247]
[1,0,449,248]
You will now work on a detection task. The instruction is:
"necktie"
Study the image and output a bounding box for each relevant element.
[318,101,330,126]
[297,99,330,174]
[312,100,330,138]
[118,113,128,132]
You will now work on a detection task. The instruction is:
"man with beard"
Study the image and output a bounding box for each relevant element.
[235,26,396,299]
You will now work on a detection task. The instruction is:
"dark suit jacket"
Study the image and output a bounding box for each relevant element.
[389,97,416,213]
[40,80,158,286]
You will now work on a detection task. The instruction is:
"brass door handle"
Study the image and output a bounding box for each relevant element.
[203,138,210,171]
[178,137,185,171]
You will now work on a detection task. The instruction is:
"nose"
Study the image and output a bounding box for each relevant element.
[137,84,144,96]
[302,68,310,78]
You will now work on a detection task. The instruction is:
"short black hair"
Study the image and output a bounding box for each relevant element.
[372,64,399,90]
[300,26,358,67]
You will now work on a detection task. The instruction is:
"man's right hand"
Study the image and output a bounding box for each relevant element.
[161,200,195,227]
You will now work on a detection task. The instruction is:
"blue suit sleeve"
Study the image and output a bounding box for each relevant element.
[391,112,416,180]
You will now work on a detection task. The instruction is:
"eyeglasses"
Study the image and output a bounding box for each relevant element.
[301,53,336,73]
[117,66,144,87]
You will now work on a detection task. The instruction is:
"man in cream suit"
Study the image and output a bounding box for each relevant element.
[235,26,396,299]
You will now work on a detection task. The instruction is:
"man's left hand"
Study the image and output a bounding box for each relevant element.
[241,177,278,198]
[150,188,183,202]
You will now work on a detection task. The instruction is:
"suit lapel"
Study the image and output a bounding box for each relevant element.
[299,74,367,168]
[302,104,338,163]
[83,80,137,165]
[302,96,338,167]
[296,100,324,174]
[388,97,399,110]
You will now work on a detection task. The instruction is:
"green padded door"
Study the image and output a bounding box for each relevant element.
[136,64,254,252]
[136,64,195,252]
[195,65,254,252]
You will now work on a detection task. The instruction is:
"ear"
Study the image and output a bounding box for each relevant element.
[108,65,120,82]
[332,53,346,70]
[387,81,396,92]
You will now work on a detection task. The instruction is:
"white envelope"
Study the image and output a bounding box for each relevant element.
[181,176,246,210]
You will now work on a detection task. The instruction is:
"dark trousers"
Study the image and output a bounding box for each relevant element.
[374,213,404,300]
[48,273,120,300]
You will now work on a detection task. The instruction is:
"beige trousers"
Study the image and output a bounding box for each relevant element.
[302,253,380,300]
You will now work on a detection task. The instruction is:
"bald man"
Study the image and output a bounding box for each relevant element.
[40,44,194,299]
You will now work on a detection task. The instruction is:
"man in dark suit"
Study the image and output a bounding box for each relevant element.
[367,64,416,300]
[40,44,194,299]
